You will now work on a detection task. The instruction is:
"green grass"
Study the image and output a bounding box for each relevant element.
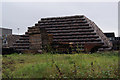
[2,51,119,78]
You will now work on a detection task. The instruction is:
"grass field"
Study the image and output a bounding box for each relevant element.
[2,51,119,78]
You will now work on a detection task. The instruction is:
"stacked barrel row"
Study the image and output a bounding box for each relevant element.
[12,27,37,52]
[12,26,50,53]
[12,34,29,52]
[12,27,42,53]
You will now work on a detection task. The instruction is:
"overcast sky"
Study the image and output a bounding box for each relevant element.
[1,2,118,36]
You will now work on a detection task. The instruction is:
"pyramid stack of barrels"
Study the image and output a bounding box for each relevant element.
[12,27,49,53]
[12,34,29,52]
[36,15,112,51]
[12,15,113,53]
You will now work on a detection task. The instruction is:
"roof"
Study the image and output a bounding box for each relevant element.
[0,27,12,30]
[104,32,115,37]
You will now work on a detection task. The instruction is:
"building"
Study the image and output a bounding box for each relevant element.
[11,15,112,53]
[0,27,12,35]
[0,28,12,46]
[0,27,20,48]
[104,32,115,41]
[113,37,120,50]
[104,32,120,50]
